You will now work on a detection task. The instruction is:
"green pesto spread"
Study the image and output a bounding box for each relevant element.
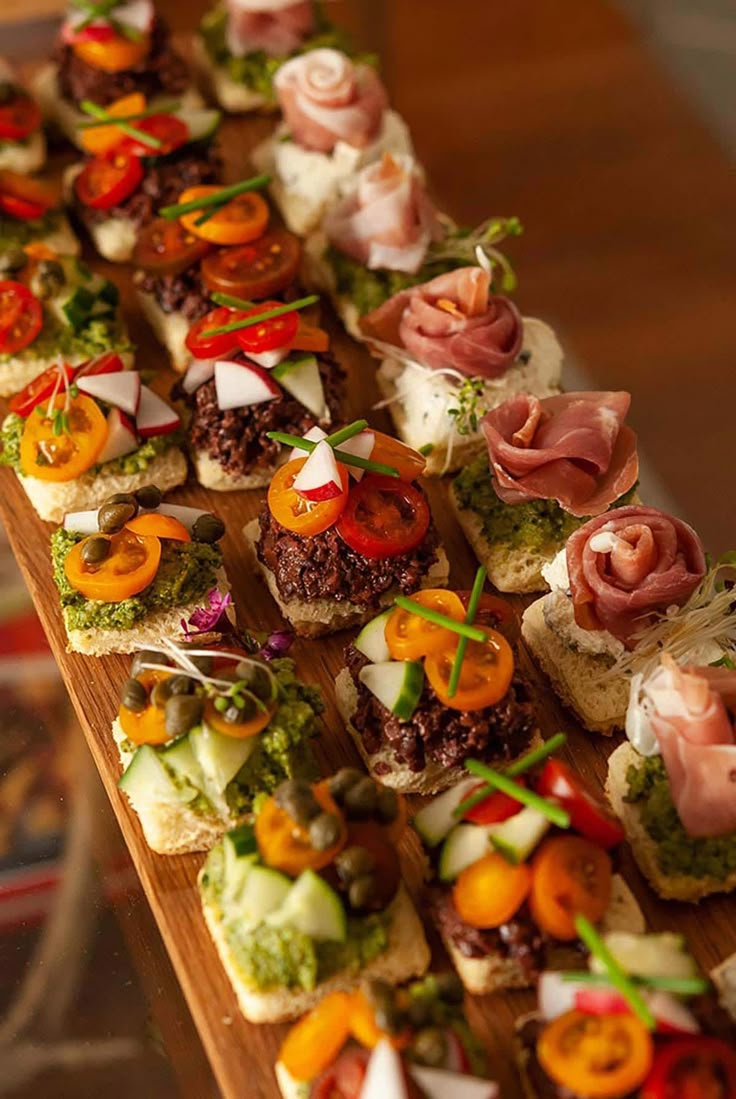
[0,314,132,369]
[0,209,61,249]
[327,243,461,318]
[453,452,638,555]
[51,528,222,632]
[199,4,348,101]
[626,755,736,881]
[200,843,388,992]
[0,414,179,476]
[0,413,22,468]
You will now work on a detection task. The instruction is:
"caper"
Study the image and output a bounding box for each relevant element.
[80,535,111,566]
[189,653,213,675]
[134,485,161,510]
[376,786,399,823]
[328,767,364,802]
[151,678,174,709]
[235,661,274,701]
[30,259,65,300]
[274,779,320,825]
[168,674,194,696]
[335,844,375,882]
[165,694,204,737]
[192,513,225,544]
[309,812,342,851]
[0,247,27,276]
[434,971,464,1004]
[121,677,147,712]
[411,1027,448,1068]
[348,874,378,911]
[98,500,137,534]
[343,776,379,817]
[131,649,170,676]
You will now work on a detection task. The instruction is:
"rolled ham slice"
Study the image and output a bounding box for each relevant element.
[225,0,314,58]
[481,391,639,516]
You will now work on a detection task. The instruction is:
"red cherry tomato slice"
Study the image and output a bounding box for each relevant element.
[336,474,430,559]
[536,759,624,850]
[312,1048,370,1099]
[235,301,299,355]
[0,280,42,355]
[133,217,213,277]
[0,171,57,220]
[0,194,46,220]
[116,113,189,158]
[9,362,75,416]
[641,1036,736,1099]
[73,351,127,379]
[200,228,301,300]
[0,94,42,142]
[458,590,520,643]
[185,306,242,360]
[463,779,526,824]
[75,153,144,210]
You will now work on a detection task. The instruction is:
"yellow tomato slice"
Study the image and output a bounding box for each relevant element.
[178,186,270,245]
[538,1011,653,1099]
[64,529,161,602]
[453,852,532,928]
[349,988,412,1050]
[79,92,146,156]
[125,513,191,542]
[279,992,353,1081]
[20,394,107,482]
[267,457,349,536]
[384,589,466,661]
[424,626,514,711]
[204,697,276,740]
[255,780,347,877]
[118,669,172,746]
[72,34,150,74]
[530,835,612,941]
[369,431,426,482]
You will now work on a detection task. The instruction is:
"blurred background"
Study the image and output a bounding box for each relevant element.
[0,1,734,1095]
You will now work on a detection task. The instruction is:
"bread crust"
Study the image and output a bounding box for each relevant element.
[0,130,46,174]
[135,290,193,372]
[192,448,283,492]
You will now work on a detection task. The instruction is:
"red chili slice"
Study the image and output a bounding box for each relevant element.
[0,94,42,142]
[75,153,144,210]
[536,759,624,849]
[336,474,430,559]
[0,280,43,355]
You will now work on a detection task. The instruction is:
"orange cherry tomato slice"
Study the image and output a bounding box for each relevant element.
[369,431,426,482]
[79,92,146,156]
[203,697,276,740]
[255,780,347,877]
[349,988,412,1051]
[72,33,150,73]
[179,186,269,245]
[530,835,613,941]
[538,1011,653,1099]
[384,588,466,661]
[125,513,191,542]
[64,528,161,602]
[118,668,172,746]
[268,457,349,536]
[424,626,514,711]
[200,228,301,300]
[279,991,353,1082]
[19,394,107,482]
[453,852,532,929]
[0,280,42,355]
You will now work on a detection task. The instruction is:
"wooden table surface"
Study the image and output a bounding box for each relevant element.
[4,2,736,1096]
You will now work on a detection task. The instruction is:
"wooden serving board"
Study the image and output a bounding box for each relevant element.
[2,110,735,1099]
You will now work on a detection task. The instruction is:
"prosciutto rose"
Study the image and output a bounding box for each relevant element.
[360,266,523,379]
[566,506,706,647]
[274,49,388,153]
[481,391,639,517]
[323,153,442,274]
[641,656,736,836]
[225,0,315,57]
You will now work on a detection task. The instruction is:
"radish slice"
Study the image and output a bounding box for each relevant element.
[136,387,181,438]
[574,987,630,1017]
[214,359,280,411]
[647,991,700,1035]
[246,347,291,370]
[63,509,100,535]
[360,1041,411,1099]
[182,358,216,395]
[292,439,342,501]
[538,972,587,1021]
[442,1030,471,1074]
[289,424,326,462]
[77,371,141,417]
[334,428,375,481]
[155,504,209,532]
[96,408,138,465]
[411,1065,499,1099]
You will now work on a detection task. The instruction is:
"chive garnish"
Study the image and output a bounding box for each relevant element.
[211,292,256,311]
[201,295,318,338]
[158,175,271,220]
[78,101,181,128]
[464,758,571,827]
[447,565,486,699]
[574,915,656,1030]
[324,420,369,448]
[80,100,163,150]
[453,733,568,818]
[559,971,709,996]
[393,596,487,643]
[266,425,400,479]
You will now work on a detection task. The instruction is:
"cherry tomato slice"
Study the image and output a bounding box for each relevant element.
[200,228,301,300]
[0,280,42,355]
[71,33,150,73]
[384,588,466,661]
[641,1036,736,1099]
[9,362,75,416]
[184,306,241,359]
[536,759,624,850]
[19,394,108,482]
[463,779,526,824]
[0,171,57,219]
[268,457,349,536]
[0,93,41,142]
[457,590,519,643]
[368,431,426,482]
[64,528,161,602]
[73,351,127,379]
[133,217,213,276]
[116,113,189,158]
[425,626,514,711]
[75,153,143,210]
[255,780,347,876]
[79,92,145,157]
[336,475,430,559]
[279,992,353,1083]
[453,852,532,928]
[0,194,44,220]
[179,186,270,245]
[235,301,299,355]
[530,835,613,941]
[341,821,401,911]
[118,669,172,746]
[538,1011,653,1099]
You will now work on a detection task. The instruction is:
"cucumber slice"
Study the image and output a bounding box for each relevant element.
[118,744,196,808]
[271,355,327,420]
[359,660,424,722]
[594,932,699,981]
[438,823,494,882]
[267,869,347,943]
[222,825,259,905]
[160,734,205,792]
[182,108,222,145]
[413,777,479,848]
[57,275,118,332]
[354,609,392,664]
[235,865,292,929]
[489,807,550,865]
[190,723,258,795]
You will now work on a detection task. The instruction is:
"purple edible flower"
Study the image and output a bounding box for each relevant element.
[181,589,233,639]
[259,629,294,661]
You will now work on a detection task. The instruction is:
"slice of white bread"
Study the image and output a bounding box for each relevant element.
[191,36,275,113]
[301,231,363,341]
[521,596,629,735]
[17,445,187,524]
[243,517,450,638]
[0,130,46,174]
[112,716,229,855]
[441,873,645,995]
[136,290,194,372]
[199,880,430,1024]
[0,343,131,400]
[63,566,229,656]
[193,448,283,492]
[274,1061,310,1099]
[336,667,542,795]
[711,951,736,1022]
[606,741,736,902]
[63,164,138,262]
